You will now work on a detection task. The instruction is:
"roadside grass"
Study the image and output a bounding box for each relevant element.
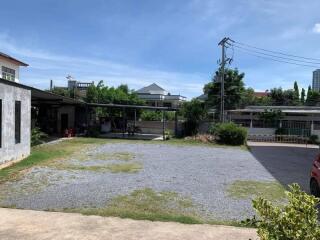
[65,188,203,224]
[227,180,286,202]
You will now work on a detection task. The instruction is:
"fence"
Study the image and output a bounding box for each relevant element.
[248,134,308,144]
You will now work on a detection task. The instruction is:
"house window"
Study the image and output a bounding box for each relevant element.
[2,66,15,81]
[15,101,21,144]
[0,99,2,148]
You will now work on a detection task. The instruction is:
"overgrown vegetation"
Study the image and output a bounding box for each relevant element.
[227,180,286,202]
[180,99,206,136]
[31,127,48,146]
[253,184,320,240]
[66,188,202,224]
[140,110,175,121]
[209,122,247,145]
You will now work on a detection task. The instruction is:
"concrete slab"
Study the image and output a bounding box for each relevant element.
[0,208,258,240]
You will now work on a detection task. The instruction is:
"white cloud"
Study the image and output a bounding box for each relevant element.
[0,34,207,99]
[312,23,320,33]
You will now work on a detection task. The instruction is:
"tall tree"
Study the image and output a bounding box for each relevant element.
[204,68,245,118]
[306,85,312,104]
[300,88,306,104]
[293,81,299,104]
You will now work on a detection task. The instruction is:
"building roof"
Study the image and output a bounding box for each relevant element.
[0,78,83,105]
[254,91,268,98]
[136,83,166,94]
[228,105,320,114]
[0,52,28,66]
[196,93,208,101]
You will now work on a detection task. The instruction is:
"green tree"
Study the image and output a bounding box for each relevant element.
[180,99,206,136]
[205,68,245,118]
[293,81,299,103]
[301,88,306,104]
[306,90,320,106]
[306,85,312,103]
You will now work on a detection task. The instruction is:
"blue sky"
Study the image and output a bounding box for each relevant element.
[1,0,320,99]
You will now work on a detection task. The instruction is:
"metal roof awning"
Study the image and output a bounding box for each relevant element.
[86,103,178,111]
[31,88,85,105]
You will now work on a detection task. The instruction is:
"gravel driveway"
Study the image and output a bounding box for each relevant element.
[0,142,317,222]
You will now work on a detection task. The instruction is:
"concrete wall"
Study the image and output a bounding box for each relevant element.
[247,127,276,135]
[0,58,20,83]
[129,120,177,134]
[0,82,31,165]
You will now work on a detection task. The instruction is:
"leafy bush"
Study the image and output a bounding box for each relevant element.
[210,122,247,145]
[140,110,175,121]
[308,134,319,144]
[87,125,100,137]
[31,127,48,146]
[164,129,173,140]
[275,127,286,135]
[253,183,320,240]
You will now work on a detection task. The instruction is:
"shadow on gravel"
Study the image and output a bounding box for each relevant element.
[249,145,319,192]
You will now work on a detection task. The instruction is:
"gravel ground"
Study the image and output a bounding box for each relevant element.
[0,142,308,222]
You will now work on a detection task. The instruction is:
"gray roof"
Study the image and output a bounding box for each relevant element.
[136,83,166,94]
[228,105,320,114]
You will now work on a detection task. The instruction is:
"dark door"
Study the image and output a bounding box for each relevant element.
[61,113,69,133]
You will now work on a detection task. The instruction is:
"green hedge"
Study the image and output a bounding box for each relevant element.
[210,122,247,145]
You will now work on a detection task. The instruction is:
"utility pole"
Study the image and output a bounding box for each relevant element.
[218,37,231,122]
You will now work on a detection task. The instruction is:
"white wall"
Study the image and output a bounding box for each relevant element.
[247,127,276,135]
[0,82,31,165]
[0,58,20,83]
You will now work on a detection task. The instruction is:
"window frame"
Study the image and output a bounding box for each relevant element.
[2,66,15,81]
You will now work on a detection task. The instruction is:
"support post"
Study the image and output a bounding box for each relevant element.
[162,110,165,141]
[218,37,230,123]
[85,105,89,136]
[134,109,136,128]
[122,108,126,137]
[174,111,178,136]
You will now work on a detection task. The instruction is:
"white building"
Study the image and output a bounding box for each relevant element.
[312,69,320,91]
[0,52,30,166]
[136,83,186,108]
[0,52,28,83]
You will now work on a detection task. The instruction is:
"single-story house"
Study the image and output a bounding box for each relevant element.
[227,106,320,138]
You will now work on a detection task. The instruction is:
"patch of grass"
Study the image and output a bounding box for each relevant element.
[66,188,202,224]
[56,162,143,173]
[86,152,135,161]
[154,138,249,150]
[227,180,286,202]
[106,162,142,173]
[0,138,111,183]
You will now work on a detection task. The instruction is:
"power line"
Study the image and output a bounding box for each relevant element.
[231,43,320,65]
[232,45,320,68]
[230,39,320,62]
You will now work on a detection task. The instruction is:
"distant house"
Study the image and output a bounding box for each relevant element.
[0,52,30,166]
[136,83,186,108]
